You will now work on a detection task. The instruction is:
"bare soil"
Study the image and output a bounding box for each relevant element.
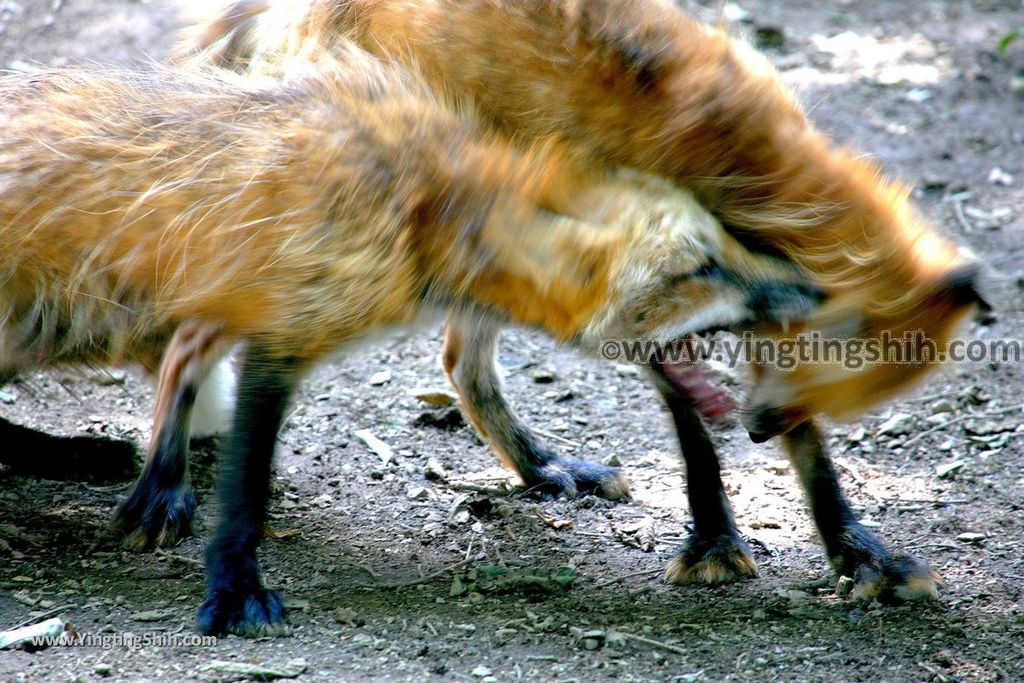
[0,1,1022,681]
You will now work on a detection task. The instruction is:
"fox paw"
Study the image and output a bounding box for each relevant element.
[664,532,758,585]
[524,457,630,500]
[848,555,941,603]
[196,587,289,638]
[111,485,197,551]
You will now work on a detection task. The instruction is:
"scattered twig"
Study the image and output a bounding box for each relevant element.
[357,558,474,589]
[903,403,1024,448]
[201,659,306,681]
[7,604,75,632]
[83,482,133,492]
[888,498,970,506]
[833,457,867,485]
[0,617,66,650]
[533,428,581,449]
[351,561,384,584]
[593,568,662,589]
[792,575,833,591]
[611,630,689,656]
[574,530,608,539]
[907,391,951,404]
[905,542,960,552]
[155,548,203,567]
[949,193,974,234]
[445,480,513,497]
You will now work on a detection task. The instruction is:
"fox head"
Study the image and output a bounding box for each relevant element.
[574,172,824,350]
[735,180,986,442]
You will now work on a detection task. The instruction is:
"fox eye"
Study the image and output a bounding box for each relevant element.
[666,259,722,287]
[693,260,722,279]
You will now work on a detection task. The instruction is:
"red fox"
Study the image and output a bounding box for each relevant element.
[174,0,986,606]
[0,54,819,635]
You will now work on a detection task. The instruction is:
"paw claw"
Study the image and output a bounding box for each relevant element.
[111,486,196,551]
[665,533,758,585]
[850,555,940,603]
[197,588,289,638]
[527,459,630,501]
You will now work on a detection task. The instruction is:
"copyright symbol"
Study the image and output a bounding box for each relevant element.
[600,340,621,361]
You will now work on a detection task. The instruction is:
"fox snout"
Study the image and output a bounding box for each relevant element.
[740,259,988,444]
[743,407,785,444]
[744,278,825,325]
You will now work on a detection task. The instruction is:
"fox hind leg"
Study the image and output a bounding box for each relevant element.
[442,312,629,500]
[112,321,230,550]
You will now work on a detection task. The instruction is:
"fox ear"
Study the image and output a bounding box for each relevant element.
[937,263,994,323]
[938,264,985,307]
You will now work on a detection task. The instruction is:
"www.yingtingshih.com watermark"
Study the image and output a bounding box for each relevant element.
[30,631,217,650]
[599,331,1023,370]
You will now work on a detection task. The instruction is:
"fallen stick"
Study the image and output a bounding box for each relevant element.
[0,616,66,650]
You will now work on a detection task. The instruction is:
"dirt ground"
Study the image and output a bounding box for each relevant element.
[0,0,1022,681]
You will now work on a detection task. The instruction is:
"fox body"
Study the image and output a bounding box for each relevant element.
[173,0,986,608]
[179,0,981,433]
[0,60,811,385]
[0,57,817,635]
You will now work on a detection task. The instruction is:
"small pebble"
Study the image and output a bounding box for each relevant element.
[614,364,640,378]
[425,458,447,481]
[407,486,430,501]
[988,167,1014,187]
[333,607,365,626]
[957,532,986,543]
[876,413,913,436]
[532,369,556,384]
[936,459,966,478]
[368,370,392,386]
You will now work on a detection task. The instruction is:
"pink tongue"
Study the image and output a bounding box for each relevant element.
[661,361,735,427]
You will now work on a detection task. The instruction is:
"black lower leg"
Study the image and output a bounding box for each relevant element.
[112,384,198,549]
[648,364,756,584]
[196,345,297,637]
[783,421,938,602]
[449,317,627,499]
[782,421,875,571]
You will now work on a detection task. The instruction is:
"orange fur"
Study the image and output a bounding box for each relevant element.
[0,58,810,407]
[0,56,825,555]
[177,0,981,435]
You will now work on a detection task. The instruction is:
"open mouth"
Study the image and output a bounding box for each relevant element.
[649,334,735,427]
